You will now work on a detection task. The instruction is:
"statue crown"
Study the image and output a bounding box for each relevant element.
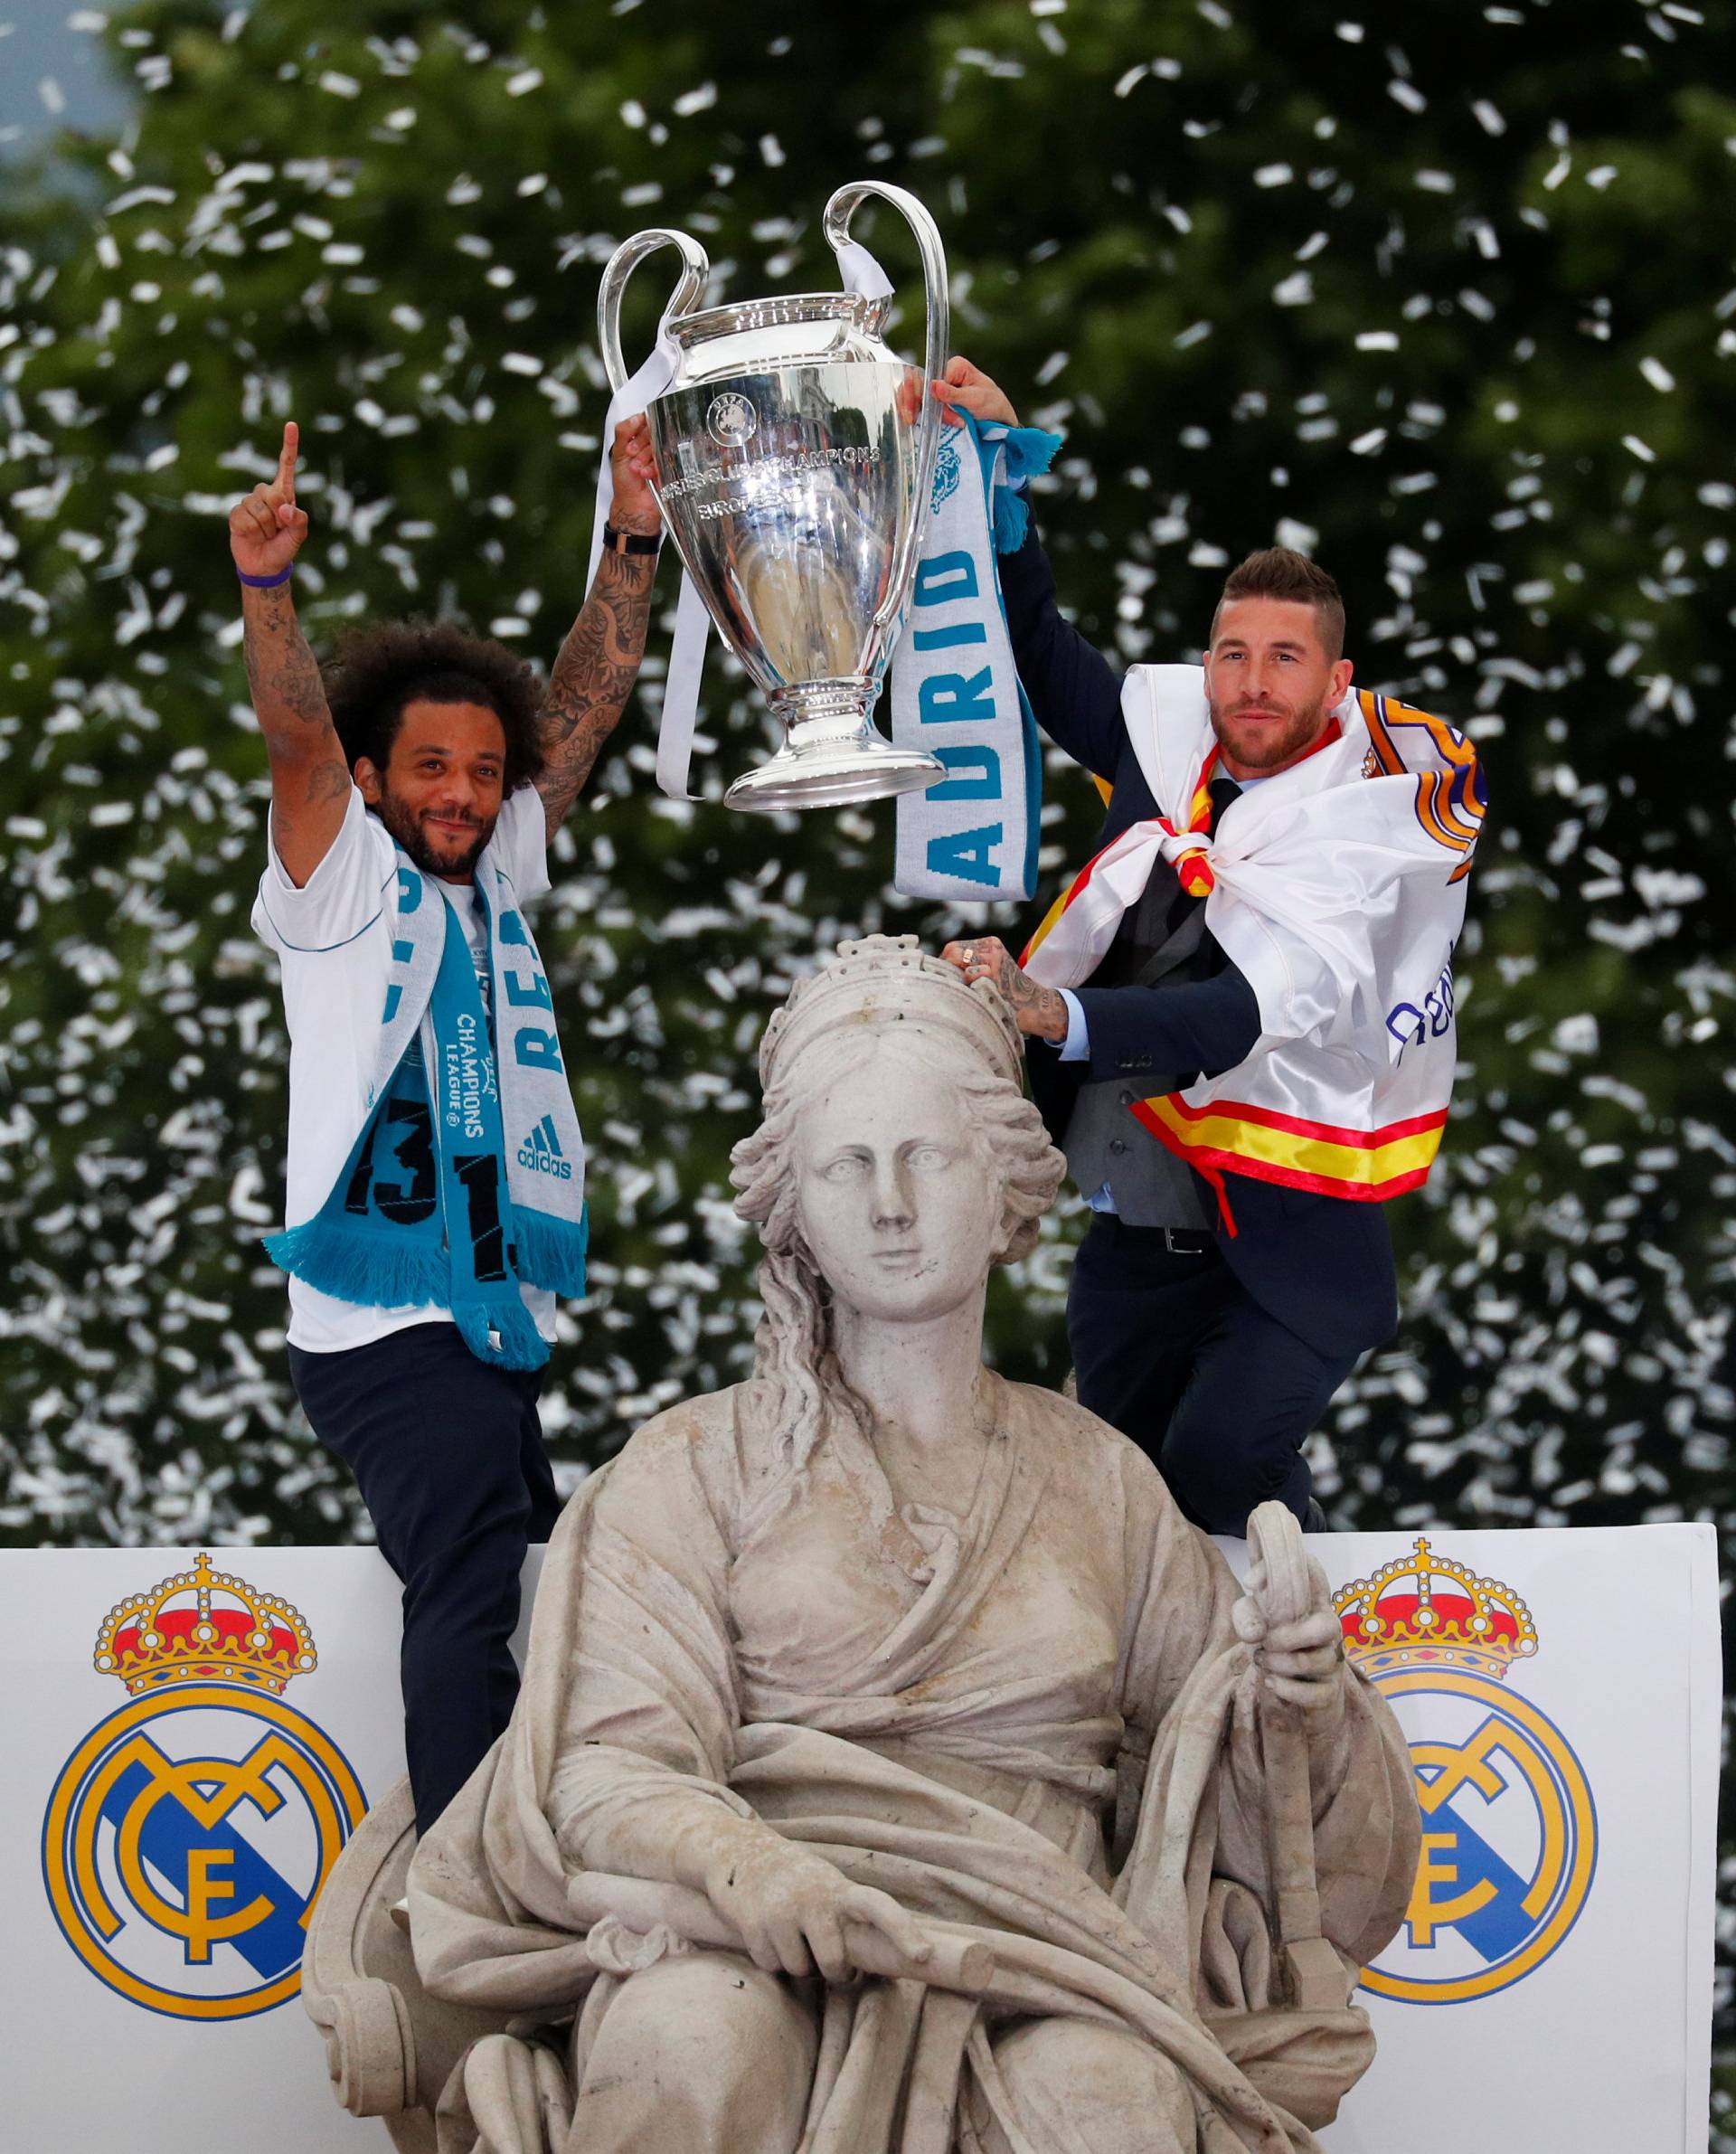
[1334,1535,1538,1682]
[93,1553,317,1695]
[760,933,1024,1090]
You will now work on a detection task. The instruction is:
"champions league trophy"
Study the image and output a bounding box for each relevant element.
[599,183,949,812]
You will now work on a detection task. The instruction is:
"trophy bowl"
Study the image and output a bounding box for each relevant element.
[599,184,949,813]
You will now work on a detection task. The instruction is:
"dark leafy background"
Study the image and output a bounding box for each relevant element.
[1,0,1731,2121]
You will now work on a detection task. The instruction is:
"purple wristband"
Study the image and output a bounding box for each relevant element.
[237,562,294,590]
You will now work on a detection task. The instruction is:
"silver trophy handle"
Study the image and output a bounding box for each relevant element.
[597,227,711,396]
[822,182,950,642]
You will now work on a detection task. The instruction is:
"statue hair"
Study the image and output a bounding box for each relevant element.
[729,1029,1065,1485]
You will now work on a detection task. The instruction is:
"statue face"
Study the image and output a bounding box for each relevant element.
[792,1041,1003,1325]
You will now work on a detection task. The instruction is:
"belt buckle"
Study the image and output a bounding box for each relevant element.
[1163,1227,1203,1253]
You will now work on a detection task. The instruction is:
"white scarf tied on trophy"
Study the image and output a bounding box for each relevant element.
[887,410,1050,902]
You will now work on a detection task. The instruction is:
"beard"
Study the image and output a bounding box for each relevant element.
[374,789,495,879]
[1208,690,1335,775]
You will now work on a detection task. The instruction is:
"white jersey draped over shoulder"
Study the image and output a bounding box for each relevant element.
[1022,663,1486,1209]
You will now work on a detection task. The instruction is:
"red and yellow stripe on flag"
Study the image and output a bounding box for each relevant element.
[1020,853,1099,970]
[1131,1091,1448,1202]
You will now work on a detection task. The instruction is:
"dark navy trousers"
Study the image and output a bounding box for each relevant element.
[289,1321,560,1835]
[1068,1219,1356,1535]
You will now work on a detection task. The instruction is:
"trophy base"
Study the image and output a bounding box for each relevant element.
[724,694,945,814]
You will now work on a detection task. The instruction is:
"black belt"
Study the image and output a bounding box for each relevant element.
[1091,1216,1213,1254]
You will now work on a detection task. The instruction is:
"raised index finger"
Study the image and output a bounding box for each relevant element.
[278,420,298,503]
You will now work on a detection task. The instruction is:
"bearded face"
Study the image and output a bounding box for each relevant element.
[1204,598,1352,779]
[358,698,507,882]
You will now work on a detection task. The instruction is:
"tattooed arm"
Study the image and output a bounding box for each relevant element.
[940,936,1070,1042]
[533,415,663,840]
[230,421,350,887]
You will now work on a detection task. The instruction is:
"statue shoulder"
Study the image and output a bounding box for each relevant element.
[1002,1377,1187,1524]
[615,1384,747,1459]
[1001,1377,1146,1478]
[592,1383,760,1534]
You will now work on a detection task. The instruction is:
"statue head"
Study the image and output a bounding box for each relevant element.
[730,936,1065,1461]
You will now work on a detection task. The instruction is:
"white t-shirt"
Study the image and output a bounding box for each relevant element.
[251,785,558,1355]
[442,882,494,1015]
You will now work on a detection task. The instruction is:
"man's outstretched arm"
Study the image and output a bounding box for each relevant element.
[941,933,1262,1081]
[533,416,662,839]
[933,355,1125,781]
[231,421,350,888]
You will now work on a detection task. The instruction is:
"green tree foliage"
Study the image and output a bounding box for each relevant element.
[3,0,1732,2089]
[6,0,1731,1528]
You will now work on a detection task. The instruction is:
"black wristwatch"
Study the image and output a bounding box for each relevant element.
[601,523,662,557]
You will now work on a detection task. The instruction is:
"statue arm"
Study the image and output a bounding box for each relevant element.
[537,1418,856,1898]
[542,1419,750,1881]
[541,1411,936,1981]
[1113,1447,1420,1970]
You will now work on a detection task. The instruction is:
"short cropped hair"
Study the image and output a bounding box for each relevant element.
[1212,548,1345,664]
[321,619,547,793]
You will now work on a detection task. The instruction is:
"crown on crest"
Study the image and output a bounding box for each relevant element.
[93,1553,317,1696]
[1333,1535,1537,1681]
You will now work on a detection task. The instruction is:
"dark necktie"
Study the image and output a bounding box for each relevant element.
[1206,773,1242,835]
[1158,774,1242,948]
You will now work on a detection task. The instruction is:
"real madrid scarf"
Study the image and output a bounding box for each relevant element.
[1023,666,1486,1209]
[889,411,1056,902]
[264,842,588,1370]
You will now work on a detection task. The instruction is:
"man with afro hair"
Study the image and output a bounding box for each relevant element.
[234,414,663,1831]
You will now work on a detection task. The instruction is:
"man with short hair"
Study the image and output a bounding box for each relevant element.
[935,355,1484,1537]
[233,417,662,1830]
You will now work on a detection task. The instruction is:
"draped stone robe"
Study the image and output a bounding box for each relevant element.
[408,1375,1418,2152]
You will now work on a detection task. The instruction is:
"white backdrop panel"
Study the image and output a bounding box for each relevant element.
[2,1522,1715,2151]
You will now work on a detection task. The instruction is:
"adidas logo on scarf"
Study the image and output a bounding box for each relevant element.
[520,1113,572,1181]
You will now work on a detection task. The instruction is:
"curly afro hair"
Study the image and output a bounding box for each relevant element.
[321,619,548,794]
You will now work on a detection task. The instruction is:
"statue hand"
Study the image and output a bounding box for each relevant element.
[1232,1549,1347,1717]
[704,1833,933,1981]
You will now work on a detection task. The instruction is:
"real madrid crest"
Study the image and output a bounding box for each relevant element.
[42,1554,366,2020]
[1335,1537,1598,2006]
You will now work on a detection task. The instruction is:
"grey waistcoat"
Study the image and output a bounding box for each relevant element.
[1061,861,1212,1229]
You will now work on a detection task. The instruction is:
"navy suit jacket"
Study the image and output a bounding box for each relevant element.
[1000,526,1399,1360]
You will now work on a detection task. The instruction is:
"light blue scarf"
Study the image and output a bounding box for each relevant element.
[266,846,588,1370]
[890,411,1059,902]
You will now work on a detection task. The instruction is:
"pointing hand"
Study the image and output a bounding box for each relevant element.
[229,421,309,580]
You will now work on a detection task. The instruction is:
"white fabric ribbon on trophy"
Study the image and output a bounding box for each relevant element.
[620,241,900,802]
[581,305,713,801]
[888,411,1048,902]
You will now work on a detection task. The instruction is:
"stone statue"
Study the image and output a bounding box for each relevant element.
[386,935,1419,2153]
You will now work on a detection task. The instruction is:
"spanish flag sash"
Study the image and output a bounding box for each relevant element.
[1023,665,1486,1208]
